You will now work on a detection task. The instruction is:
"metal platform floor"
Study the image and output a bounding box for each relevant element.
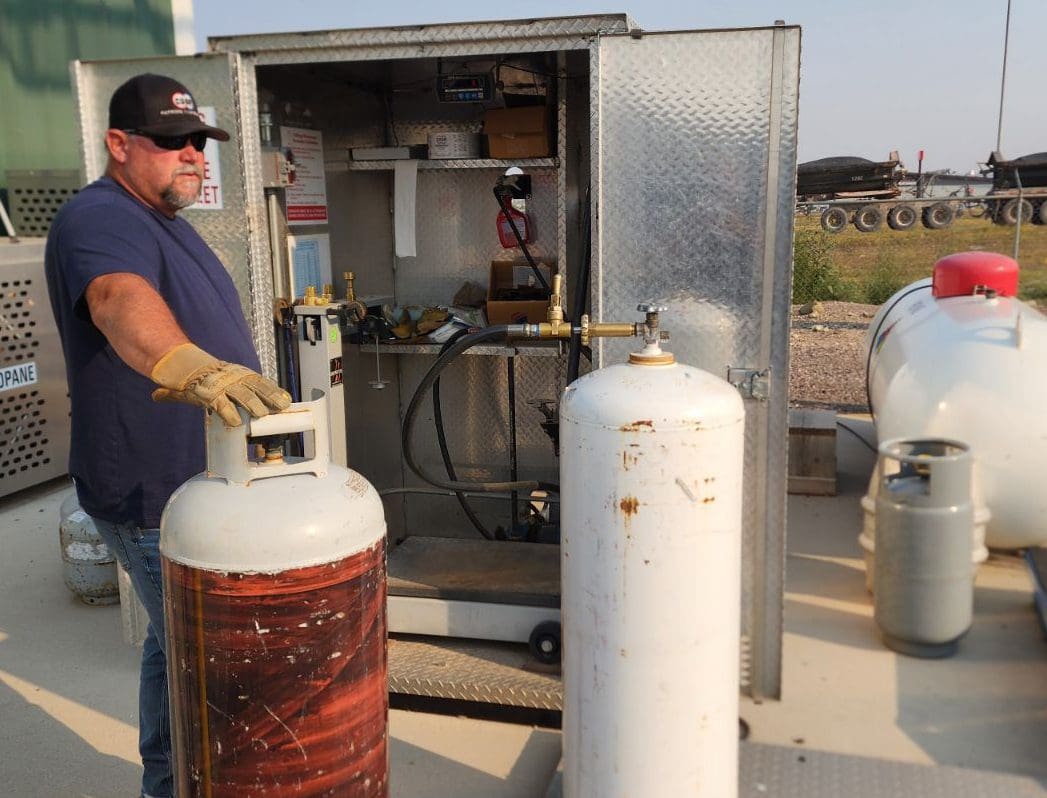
[545,745,1047,797]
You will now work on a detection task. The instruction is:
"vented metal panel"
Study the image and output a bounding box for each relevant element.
[593,27,800,698]
[0,240,71,498]
[208,15,634,54]
[6,170,81,237]
[72,55,277,377]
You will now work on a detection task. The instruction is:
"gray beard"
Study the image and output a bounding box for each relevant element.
[162,168,204,210]
[162,183,200,210]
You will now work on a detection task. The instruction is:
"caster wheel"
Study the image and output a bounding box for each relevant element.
[529,620,561,664]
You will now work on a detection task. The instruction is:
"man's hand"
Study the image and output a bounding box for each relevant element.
[150,343,291,427]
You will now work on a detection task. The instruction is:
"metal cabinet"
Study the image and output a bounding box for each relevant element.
[73,14,799,698]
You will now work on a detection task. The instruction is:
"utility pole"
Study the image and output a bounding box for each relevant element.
[996,0,1012,153]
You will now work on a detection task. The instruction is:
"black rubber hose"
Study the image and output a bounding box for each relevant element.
[494,188,551,293]
[403,325,559,494]
[508,355,519,529]
[864,282,932,422]
[433,328,495,539]
[567,186,592,385]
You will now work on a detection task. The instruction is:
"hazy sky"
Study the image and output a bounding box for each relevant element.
[192,1,1045,173]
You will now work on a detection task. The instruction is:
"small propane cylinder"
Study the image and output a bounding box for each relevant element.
[59,490,119,605]
[873,438,974,658]
[560,338,745,798]
[161,394,388,798]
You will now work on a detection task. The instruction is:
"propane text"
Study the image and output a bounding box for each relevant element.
[0,361,38,392]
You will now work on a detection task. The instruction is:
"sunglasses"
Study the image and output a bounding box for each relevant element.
[124,130,209,152]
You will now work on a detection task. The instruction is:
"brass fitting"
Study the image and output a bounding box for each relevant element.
[581,316,638,346]
[341,271,367,320]
[515,282,668,351]
[534,273,574,339]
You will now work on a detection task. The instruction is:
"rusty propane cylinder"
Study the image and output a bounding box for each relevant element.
[160,394,387,797]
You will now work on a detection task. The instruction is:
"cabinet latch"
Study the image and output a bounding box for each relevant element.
[727,366,770,401]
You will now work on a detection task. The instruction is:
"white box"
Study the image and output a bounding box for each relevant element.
[427,132,481,159]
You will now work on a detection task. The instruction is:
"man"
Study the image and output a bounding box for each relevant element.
[45,73,290,798]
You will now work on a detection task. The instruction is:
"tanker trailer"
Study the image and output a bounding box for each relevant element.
[864,251,1047,552]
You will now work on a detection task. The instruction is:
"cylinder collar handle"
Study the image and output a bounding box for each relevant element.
[205,389,330,485]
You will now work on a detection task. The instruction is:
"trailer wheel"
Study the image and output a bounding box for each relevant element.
[921,202,955,230]
[529,621,562,664]
[820,207,849,233]
[853,205,883,233]
[1035,201,1047,226]
[1000,198,1034,226]
[886,205,917,231]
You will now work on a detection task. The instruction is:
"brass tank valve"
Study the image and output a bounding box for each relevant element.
[342,271,367,321]
[637,302,671,346]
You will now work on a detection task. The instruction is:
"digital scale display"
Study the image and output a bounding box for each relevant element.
[437,74,492,103]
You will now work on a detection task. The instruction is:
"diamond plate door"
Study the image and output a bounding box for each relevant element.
[72,54,276,376]
[593,26,801,699]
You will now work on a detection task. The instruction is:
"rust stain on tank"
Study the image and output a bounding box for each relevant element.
[620,419,654,432]
[619,496,640,517]
[703,496,716,504]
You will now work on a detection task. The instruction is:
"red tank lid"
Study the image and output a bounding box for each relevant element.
[932,251,1019,299]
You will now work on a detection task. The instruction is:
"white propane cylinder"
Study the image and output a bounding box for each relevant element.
[866,252,1047,549]
[160,394,388,796]
[560,342,745,798]
[59,490,119,605]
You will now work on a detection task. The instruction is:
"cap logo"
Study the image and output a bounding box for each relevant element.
[171,92,195,111]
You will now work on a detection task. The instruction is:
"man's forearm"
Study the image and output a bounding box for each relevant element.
[85,272,189,377]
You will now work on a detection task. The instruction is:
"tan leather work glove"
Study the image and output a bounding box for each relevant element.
[150,343,292,427]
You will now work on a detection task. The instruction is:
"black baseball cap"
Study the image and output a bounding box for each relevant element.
[108,73,230,142]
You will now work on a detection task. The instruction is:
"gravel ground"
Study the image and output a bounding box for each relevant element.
[789,301,877,411]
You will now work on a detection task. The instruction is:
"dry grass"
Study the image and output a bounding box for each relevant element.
[794,213,1047,300]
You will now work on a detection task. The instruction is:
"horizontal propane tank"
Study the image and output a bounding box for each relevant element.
[866,251,1047,549]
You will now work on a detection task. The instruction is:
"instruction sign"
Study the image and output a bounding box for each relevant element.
[282,126,328,225]
[287,233,332,300]
[194,107,224,210]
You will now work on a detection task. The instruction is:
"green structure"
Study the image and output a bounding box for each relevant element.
[1,0,176,188]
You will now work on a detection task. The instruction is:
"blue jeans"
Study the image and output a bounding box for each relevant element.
[92,518,172,798]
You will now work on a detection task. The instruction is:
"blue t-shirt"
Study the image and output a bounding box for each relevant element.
[45,177,261,527]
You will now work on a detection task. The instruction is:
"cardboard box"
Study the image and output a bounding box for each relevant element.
[486,261,551,325]
[484,106,551,159]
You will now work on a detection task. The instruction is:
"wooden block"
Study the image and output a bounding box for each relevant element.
[788,408,837,495]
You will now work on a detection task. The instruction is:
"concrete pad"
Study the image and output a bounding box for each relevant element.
[742,415,1047,786]
[4,415,1047,795]
[0,478,561,797]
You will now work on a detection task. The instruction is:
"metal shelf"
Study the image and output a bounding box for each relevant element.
[333,157,559,172]
[355,340,563,357]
